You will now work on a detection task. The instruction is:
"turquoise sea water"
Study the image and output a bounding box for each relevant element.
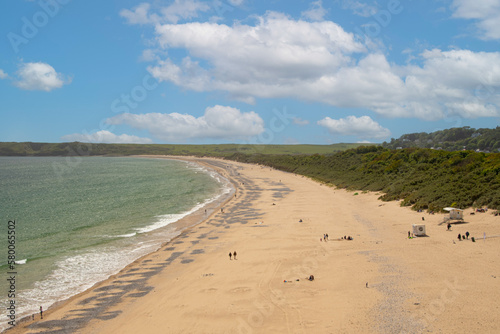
[0,156,230,330]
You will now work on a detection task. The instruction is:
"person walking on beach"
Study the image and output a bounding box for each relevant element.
[229,252,232,260]
[466,231,470,239]
[40,306,43,319]
[233,251,237,260]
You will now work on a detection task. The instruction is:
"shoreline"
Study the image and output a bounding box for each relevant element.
[4,156,236,333]
[7,156,500,333]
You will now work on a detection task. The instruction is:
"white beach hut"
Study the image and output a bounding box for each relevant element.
[443,207,464,220]
[412,224,426,236]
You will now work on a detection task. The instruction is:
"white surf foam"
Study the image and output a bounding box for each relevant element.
[117,232,137,238]
[0,159,235,333]
[10,241,161,332]
[135,161,234,235]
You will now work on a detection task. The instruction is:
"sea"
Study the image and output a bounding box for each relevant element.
[0,156,232,331]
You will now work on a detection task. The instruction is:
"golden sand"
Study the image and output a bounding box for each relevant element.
[10,157,500,334]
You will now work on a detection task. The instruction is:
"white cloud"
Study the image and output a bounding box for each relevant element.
[293,117,310,126]
[106,105,264,141]
[138,11,500,120]
[61,130,153,144]
[149,12,365,99]
[0,69,8,79]
[284,137,300,145]
[139,49,162,62]
[120,3,158,25]
[392,49,500,119]
[451,0,500,40]
[302,0,327,21]
[228,0,244,6]
[161,0,211,24]
[148,57,210,92]
[120,0,210,25]
[318,115,391,139]
[14,62,70,91]
[339,0,378,17]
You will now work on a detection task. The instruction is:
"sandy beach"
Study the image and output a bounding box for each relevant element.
[9,157,500,334]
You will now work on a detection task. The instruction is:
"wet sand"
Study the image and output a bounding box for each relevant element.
[9,157,500,334]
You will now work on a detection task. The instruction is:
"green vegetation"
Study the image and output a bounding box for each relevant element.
[2,140,499,211]
[382,126,500,152]
[0,142,365,157]
[226,146,500,211]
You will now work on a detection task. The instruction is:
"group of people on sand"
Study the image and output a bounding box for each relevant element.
[284,275,315,283]
[319,233,354,241]
[228,251,237,260]
[448,224,475,242]
[457,231,471,241]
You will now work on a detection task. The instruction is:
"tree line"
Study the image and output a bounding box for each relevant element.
[226,146,500,211]
[382,126,500,152]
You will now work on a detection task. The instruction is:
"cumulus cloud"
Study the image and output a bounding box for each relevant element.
[148,12,365,99]
[293,117,310,126]
[61,130,153,144]
[148,57,210,92]
[302,0,327,21]
[120,0,210,25]
[318,115,391,139]
[131,10,500,120]
[0,69,8,79]
[451,0,500,40]
[14,62,70,91]
[339,0,378,17]
[139,49,168,62]
[161,0,211,24]
[120,3,158,25]
[394,49,500,119]
[140,49,159,62]
[106,105,264,142]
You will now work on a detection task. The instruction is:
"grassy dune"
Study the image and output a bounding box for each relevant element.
[226,146,500,211]
[2,141,498,211]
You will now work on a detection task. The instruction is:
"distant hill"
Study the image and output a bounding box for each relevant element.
[1,141,499,211]
[382,126,500,152]
[0,142,367,157]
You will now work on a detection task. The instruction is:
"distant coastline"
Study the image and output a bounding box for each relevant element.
[1,140,498,211]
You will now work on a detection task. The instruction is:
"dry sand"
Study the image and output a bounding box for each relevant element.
[9,157,500,334]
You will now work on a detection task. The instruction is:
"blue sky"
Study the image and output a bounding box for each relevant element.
[1,0,499,145]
